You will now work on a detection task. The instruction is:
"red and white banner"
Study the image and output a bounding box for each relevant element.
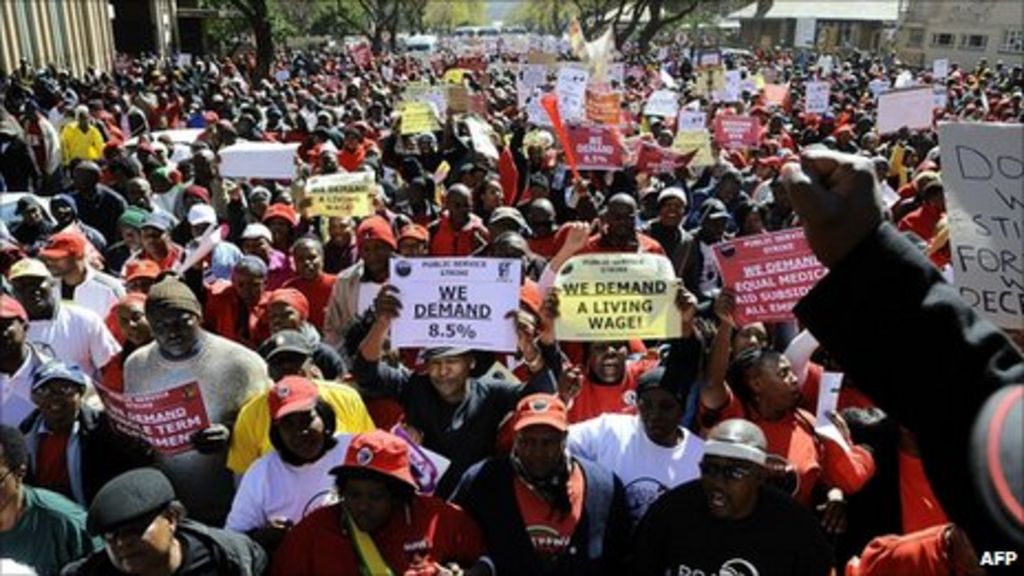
[713,229,827,324]
[98,382,211,456]
[714,115,761,150]
[635,142,693,175]
[567,125,623,171]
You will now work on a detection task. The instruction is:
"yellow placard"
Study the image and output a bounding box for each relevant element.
[306,172,375,218]
[672,130,715,167]
[400,101,440,135]
[554,253,682,341]
[443,68,468,84]
[693,67,726,96]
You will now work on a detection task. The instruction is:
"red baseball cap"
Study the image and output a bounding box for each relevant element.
[268,375,319,421]
[397,224,430,244]
[39,232,87,261]
[0,295,28,323]
[124,259,162,283]
[513,393,568,433]
[262,204,299,227]
[184,184,211,204]
[520,281,543,316]
[356,216,397,250]
[330,430,418,492]
[268,288,310,320]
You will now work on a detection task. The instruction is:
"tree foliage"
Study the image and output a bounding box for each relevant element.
[423,0,487,32]
[512,0,709,45]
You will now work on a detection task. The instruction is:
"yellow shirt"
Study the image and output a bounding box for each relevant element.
[60,123,104,165]
[227,379,375,474]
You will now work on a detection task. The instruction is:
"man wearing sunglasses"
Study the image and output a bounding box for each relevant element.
[632,418,834,575]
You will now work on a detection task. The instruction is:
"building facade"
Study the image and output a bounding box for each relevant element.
[896,0,1024,69]
[727,1,900,52]
[1,0,116,75]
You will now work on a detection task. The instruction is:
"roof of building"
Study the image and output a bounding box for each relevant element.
[729,1,900,22]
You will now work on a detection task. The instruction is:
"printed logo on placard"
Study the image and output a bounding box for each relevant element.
[395,260,412,277]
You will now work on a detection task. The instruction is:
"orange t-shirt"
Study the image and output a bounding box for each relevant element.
[514,464,585,561]
[899,451,949,534]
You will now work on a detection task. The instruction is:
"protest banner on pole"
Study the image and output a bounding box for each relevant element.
[877,86,934,134]
[218,142,301,179]
[554,253,681,341]
[541,93,581,181]
[97,382,210,456]
[566,124,623,171]
[306,172,376,218]
[389,257,523,351]
[555,65,589,122]
[672,130,715,167]
[938,122,1024,330]
[644,89,680,118]
[677,110,707,132]
[586,88,622,125]
[400,101,440,135]
[713,115,761,150]
[805,81,830,114]
[713,228,827,324]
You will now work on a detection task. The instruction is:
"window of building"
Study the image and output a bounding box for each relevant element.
[908,29,925,47]
[931,33,955,47]
[960,34,988,51]
[1001,30,1024,53]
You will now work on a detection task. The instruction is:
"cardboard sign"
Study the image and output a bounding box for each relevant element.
[554,253,681,341]
[644,90,679,118]
[677,110,707,132]
[389,258,523,352]
[465,117,499,161]
[567,125,623,171]
[218,142,301,180]
[98,382,210,456]
[636,142,692,174]
[307,172,376,218]
[714,115,761,150]
[713,228,827,324]
[672,130,715,167]
[586,88,622,126]
[805,81,830,114]
[400,101,440,135]
[877,86,934,134]
[933,58,949,80]
[938,122,1024,330]
[555,65,589,122]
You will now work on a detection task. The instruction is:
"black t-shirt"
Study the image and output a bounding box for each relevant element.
[632,481,834,576]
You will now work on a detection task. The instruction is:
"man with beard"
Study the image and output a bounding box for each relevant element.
[632,419,834,575]
[453,394,631,574]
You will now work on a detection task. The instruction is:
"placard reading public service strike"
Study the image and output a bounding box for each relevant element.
[97,382,211,456]
[389,257,522,352]
[713,228,827,324]
[554,253,681,341]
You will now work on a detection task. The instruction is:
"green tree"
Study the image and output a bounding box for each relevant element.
[423,0,487,33]
[506,0,577,35]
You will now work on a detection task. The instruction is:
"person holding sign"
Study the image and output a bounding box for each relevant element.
[124,278,270,526]
[324,216,396,350]
[351,284,559,498]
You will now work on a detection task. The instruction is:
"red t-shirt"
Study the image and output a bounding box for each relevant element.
[898,451,949,534]
[283,273,338,332]
[35,431,72,498]
[271,498,485,575]
[579,232,665,255]
[513,464,585,561]
[567,357,657,424]
[798,363,876,414]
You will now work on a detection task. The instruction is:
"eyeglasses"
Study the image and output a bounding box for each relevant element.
[700,460,755,482]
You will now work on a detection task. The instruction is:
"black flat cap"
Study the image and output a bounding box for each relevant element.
[87,468,175,535]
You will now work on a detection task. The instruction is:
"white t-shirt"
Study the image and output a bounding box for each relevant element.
[0,346,49,426]
[56,267,125,320]
[226,435,351,532]
[568,413,704,524]
[27,303,120,378]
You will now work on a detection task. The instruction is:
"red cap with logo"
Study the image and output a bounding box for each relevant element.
[262,204,299,227]
[330,430,418,492]
[513,393,568,432]
[268,376,319,421]
[356,216,397,250]
[124,259,162,283]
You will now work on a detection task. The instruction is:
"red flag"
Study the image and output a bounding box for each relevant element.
[540,93,581,182]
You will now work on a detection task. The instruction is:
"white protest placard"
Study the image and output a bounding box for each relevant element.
[519,64,548,106]
[876,86,934,134]
[555,65,589,122]
[175,224,228,275]
[814,372,851,452]
[389,257,523,352]
[644,89,679,118]
[554,253,681,341]
[465,117,499,161]
[933,58,949,80]
[218,142,301,179]
[176,53,192,67]
[938,122,1024,330]
[677,110,707,132]
[805,81,830,114]
[715,70,741,103]
[608,62,625,86]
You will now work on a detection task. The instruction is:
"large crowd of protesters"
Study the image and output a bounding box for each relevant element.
[0,30,1021,576]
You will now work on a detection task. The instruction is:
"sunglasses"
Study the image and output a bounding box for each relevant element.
[700,460,755,482]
